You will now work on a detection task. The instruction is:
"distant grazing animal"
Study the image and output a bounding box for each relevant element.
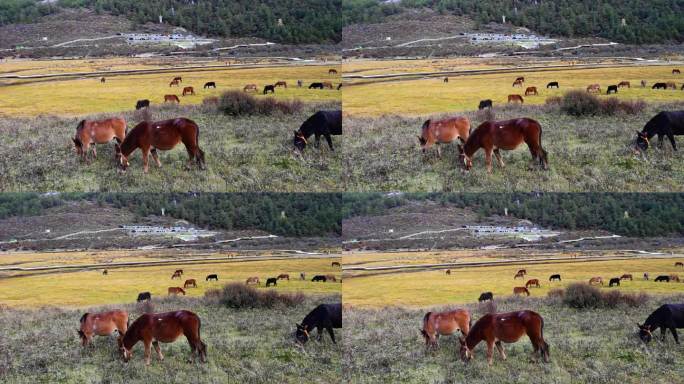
[513,287,530,296]
[641,80,647,88]
[167,287,186,296]
[420,309,471,349]
[517,269,527,275]
[546,81,559,89]
[478,99,493,109]
[277,274,290,280]
[618,81,631,88]
[607,85,618,94]
[549,274,561,282]
[100,77,106,83]
[478,292,493,302]
[620,274,633,281]
[78,310,128,347]
[206,274,218,281]
[459,310,549,365]
[135,99,150,110]
[103,269,108,275]
[514,271,525,279]
[526,279,540,288]
[609,278,621,287]
[246,276,260,285]
[322,81,334,89]
[652,82,668,90]
[203,81,216,89]
[163,94,180,103]
[587,84,601,93]
[293,110,342,152]
[312,275,327,282]
[682,84,684,90]
[589,277,603,285]
[184,279,197,288]
[673,69,681,75]
[182,87,195,96]
[512,79,523,87]
[275,81,287,88]
[169,79,180,87]
[173,76,182,83]
[458,118,548,173]
[337,83,342,90]
[329,69,338,75]
[265,277,278,287]
[171,271,182,279]
[670,275,681,282]
[309,82,325,89]
[655,275,671,282]
[676,262,684,268]
[515,76,525,83]
[444,77,449,83]
[644,272,649,280]
[295,303,342,344]
[634,111,684,152]
[507,94,524,104]
[418,116,471,157]
[300,272,306,280]
[136,292,151,302]
[332,262,341,267]
[297,80,303,87]
[525,86,538,96]
[121,310,206,365]
[638,304,684,344]
[174,269,183,275]
[243,84,258,92]
[115,118,205,173]
[263,85,275,94]
[73,118,127,162]
[446,269,451,275]
[325,274,337,282]
[667,82,677,90]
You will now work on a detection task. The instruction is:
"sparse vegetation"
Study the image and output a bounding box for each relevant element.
[561,282,650,309]
[557,90,647,117]
[208,282,306,309]
[217,91,303,116]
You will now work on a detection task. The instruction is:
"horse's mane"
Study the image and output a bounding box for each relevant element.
[119,122,147,156]
[302,304,327,328]
[79,313,89,324]
[298,111,326,139]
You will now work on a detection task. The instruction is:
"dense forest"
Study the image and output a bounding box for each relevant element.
[343,0,684,44]
[0,0,341,44]
[343,193,684,237]
[0,193,342,237]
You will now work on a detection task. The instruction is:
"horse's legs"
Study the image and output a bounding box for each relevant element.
[152,340,164,361]
[316,326,324,342]
[314,134,321,149]
[667,133,677,151]
[324,134,334,151]
[143,340,152,365]
[495,341,506,360]
[661,327,667,341]
[493,149,505,168]
[151,149,161,167]
[326,326,337,344]
[91,144,97,159]
[436,145,442,158]
[486,340,495,365]
[484,148,493,173]
[671,328,680,344]
[657,134,664,149]
[141,148,150,173]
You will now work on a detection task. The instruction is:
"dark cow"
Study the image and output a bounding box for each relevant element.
[635,111,684,151]
[312,275,327,282]
[295,303,342,344]
[135,99,150,110]
[638,304,684,343]
[136,292,151,302]
[293,110,342,152]
[546,81,559,89]
[206,274,218,281]
[478,292,493,302]
[478,99,493,110]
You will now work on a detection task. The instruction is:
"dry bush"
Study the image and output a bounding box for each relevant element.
[559,91,648,117]
[561,283,650,309]
[218,91,303,116]
[206,282,305,309]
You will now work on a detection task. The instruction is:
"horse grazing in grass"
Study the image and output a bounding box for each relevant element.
[184,279,197,288]
[206,274,218,281]
[607,85,618,94]
[312,275,327,282]
[634,111,684,152]
[670,274,681,282]
[116,118,205,173]
[78,310,128,347]
[513,79,524,87]
[329,69,338,75]
[478,292,493,302]
[263,85,275,94]
[652,82,667,90]
[169,79,180,87]
[525,279,540,288]
[676,262,684,268]
[243,84,257,92]
[546,81,559,89]
[621,274,633,281]
[515,76,525,83]
[275,81,287,88]
[549,274,561,281]
[589,277,603,285]
[265,277,278,287]
[203,81,216,89]
[478,99,493,109]
[458,118,548,173]
[525,87,538,96]
[100,77,106,83]
[174,269,183,275]
[332,261,341,268]
[167,287,186,296]
[135,99,150,110]
[517,269,527,276]
[587,84,601,93]
[618,81,631,88]
[667,82,677,90]
[293,110,342,152]
[446,269,451,275]
[638,304,684,344]
[507,94,524,104]
[418,116,470,158]
[121,310,206,365]
[309,82,324,89]
[514,271,525,279]
[655,275,671,282]
[513,287,530,296]
[277,274,290,280]
[420,309,471,349]
[674,69,681,75]
[246,277,260,285]
[295,303,342,344]
[641,80,647,88]
[325,274,338,282]
[164,95,180,103]
[103,269,108,275]
[173,76,182,83]
[459,310,549,365]
[73,118,127,162]
[137,292,151,302]
[322,81,334,89]
[182,87,195,96]
[171,271,182,279]
[609,278,621,287]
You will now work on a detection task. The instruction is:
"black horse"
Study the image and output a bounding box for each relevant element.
[655,275,671,282]
[312,275,327,282]
[478,99,493,110]
[135,99,150,110]
[337,83,342,90]
[206,274,218,281]
[652,82,668,90]
[266,277,278,287]
[204,81,216,89]
[136,292,151,302]
[263,85,275,94]
[607,85,618,94]
[546,81,559,89]
[478,292,493,302]
[608,278,621,287]
[295,303,342,344]
[635,111,684,151]
[300,272,306,280]
[638,304,684,343]
[549,274,561,281]
[293,110,342,152]
[309,82,324,89]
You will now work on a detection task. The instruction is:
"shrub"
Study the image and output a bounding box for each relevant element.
[600,97,621,116]
[618,99,647,115]
[547,288,565,299]
[545,96,562,105]
[561,283,650,309]
[206,282,305,309]
[218,91,303,116]
[560,90,601,116]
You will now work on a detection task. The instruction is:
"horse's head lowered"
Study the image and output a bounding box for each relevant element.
[76,329,89,346]
[121,345,133,362]
[637,323,653,343]
[458,336,473,362]
[635,131,649,151]
[457,137,472,170]
[295,323,310,344]
[114,144,129,172]
[293,131,307,152]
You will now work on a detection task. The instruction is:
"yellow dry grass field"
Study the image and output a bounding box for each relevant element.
[343,255,684,308]
[0,251,342,308]
[0,58,341,117]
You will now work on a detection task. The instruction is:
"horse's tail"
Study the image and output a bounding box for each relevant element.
[540,316,550,361]
[537,124,548,167]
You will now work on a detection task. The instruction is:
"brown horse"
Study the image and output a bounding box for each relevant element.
[275,81,287,88]
[100,77,106,83]
[418,116,470,158]
[184,279,197,288]
[459,310,549,365]
[277,274,290,280]
[78,310,128,347]
[325,274,338,282]
[513,79,523,87]
[182,87,195,96]
[515,76,525,83]
[332,261,341,268]
[171,271,182,279]
[587,84,601,93]
[420,309,471,349]
[618,81,631,88]
[667,82,677,90]
[73,118,127,162]
[322,81,334,89]
[513,287,530,296]
[507,94,524,104]
[676,262,684,268]
[167,287,186,295]
[329,69,338,75]
[458,118,548,173]
[246,276,260,285]
[620,274,633,281]
[674,69,681,75]
[517,269,527,276]
[524,87,538,96]
[115,118,205,173]
[514,271,525,279]
[243,84,258,92]
[670,274,681,282]
[589,277,603,285]
[525,279,540,288]
[169,79,180,87]
[446,269,451,275]
[121,310,206,365]
[173,76,183,83]
[164,95,180,103]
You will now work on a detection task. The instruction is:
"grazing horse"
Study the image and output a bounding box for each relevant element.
[644,272,649,280]
[652,82,668,90]
[263,85,275,94]
[312,275,327,282]
[641,80,647,88]
[275,81,287,88]
[512,79,523,87]
[135,99,150,110]
[525,279,540,288]
[607,85,618,94]
[332,261,341,268]
[322,81,334,89]
[634,111,684,151]
[674,69,681,75]
[515,76,525,83]
[549,274,561,282]
[325,274,337,282]
[478,292,493,302]
[546,81,559,89]
[265,277,278,287]
[295,303,342,344]
[655,275,671,282]
[459,310,549,365]
[328,69,338,75]
[676,262,684,268]
[444,77,449,83]
[182,87,195,96]
[169,79,180,87]
[277,274,290,280]
[667,82,677,90]
[478,99,493,109]
[517,269,527,276]
[167,287,186,296]
[300,272,306,280]
[618,81,631,88]
[608,278,621,287]
[638,304,684,343]
[514,271,525,279]
[121,310,206,365]
[206,274,218,281]
[418,116,470,158]
[203,81,216,89]
[73,118,127,162]
[100,77,106,83]
[103,269,108,275]
[524,87,538,96]
[116,118,206,173]
[421,309,471,349]
[246,277,260,285]
[507,94,524,104]
[293,110,342,152]
[513,287,530,296]
[621,274,633,281]
[184,279,197,288]
[458,118,548,173]
[174,269,183,275]
[78,310,128,347]
[171,271,182,279]
[589,277,603,285]
[670,275,681,282]
[173,76,183,83]
[243,84,258,92]
[446,269,451,275]
[586,84,601,93]
[136,292,151,302]
[164,95,180,103]
[297,80,303,88]
[309,82,325,89]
